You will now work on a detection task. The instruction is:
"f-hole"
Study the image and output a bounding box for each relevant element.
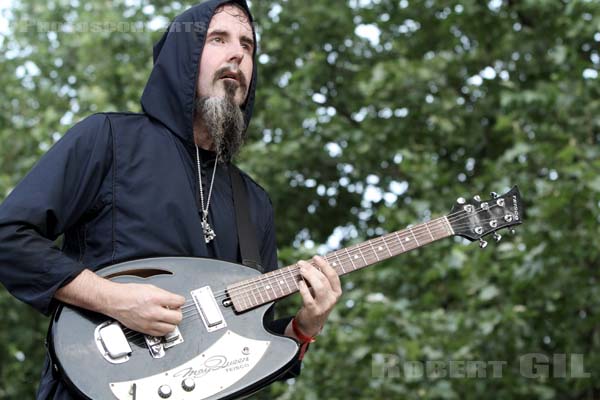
[104,268,174,280]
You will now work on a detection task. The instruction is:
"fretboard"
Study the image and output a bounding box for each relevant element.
[228,216,454,312]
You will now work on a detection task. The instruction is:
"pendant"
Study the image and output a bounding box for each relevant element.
[201,211,216,243]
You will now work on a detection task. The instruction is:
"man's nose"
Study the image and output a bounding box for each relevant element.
[226,44,245,65]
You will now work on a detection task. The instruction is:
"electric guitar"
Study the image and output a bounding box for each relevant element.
[49,186,523,399]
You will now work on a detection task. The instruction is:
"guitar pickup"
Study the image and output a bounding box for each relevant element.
[94,321,132,364]
[191,286,227,332]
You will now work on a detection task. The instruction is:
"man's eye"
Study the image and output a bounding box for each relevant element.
[212,37,224,43]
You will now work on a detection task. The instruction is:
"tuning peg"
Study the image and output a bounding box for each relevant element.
[490,191,499,199]
[457,197,466,204]
[479,238,488,249]
[473,195,481,202]
[493,232,502,242]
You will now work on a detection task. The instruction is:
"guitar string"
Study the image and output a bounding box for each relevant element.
[173,206,502,314]
[181,204,507,309]
[192,215,507,309]
[208,202,508,300]
[121,206,513,341]
[122,214,510,342]
[122,210,502,344]
[144,209,509,324]
[123,212,510,344]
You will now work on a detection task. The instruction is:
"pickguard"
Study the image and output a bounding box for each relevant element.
[109,330,270,399]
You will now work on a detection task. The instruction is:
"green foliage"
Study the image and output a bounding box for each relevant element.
[1,0,599,398]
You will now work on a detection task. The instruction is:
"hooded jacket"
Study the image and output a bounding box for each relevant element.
[0,1,299,398]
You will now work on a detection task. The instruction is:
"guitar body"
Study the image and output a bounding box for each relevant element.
[49,257,300,400]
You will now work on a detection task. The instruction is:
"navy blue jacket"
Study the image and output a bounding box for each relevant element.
[0,1,298,398]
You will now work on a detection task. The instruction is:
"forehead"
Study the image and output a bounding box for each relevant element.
[208,5,253,35]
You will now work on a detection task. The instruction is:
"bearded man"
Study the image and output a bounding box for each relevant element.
[0,1,341,399]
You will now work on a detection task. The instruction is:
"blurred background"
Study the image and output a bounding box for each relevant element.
[1,0,599,398]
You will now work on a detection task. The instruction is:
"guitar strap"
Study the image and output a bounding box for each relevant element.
[229,164,263,272]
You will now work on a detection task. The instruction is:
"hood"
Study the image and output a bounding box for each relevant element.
[140,0,257,145]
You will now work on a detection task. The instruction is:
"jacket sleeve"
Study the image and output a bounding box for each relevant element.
[0,114,113,316]
[260,198,304,380]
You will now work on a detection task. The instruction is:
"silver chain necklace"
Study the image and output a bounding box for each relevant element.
[195,145,218,243]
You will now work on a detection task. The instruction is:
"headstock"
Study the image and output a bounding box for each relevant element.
[448,186,523,248]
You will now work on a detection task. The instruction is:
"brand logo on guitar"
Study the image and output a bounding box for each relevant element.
[173,355,251,379]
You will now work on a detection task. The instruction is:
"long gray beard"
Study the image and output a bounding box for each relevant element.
[195,93,246,162]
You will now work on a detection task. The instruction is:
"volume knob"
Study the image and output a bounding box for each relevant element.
[158,385,172,398]
[182,378,196,392]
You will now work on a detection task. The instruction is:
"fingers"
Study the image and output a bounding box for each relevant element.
[297,278,314,305]
[150,286,184,325]
[155,287,186,309]
[113,284,186,336]
[298,256,342,298]
[294,256,342,338]
[297,256,343,314]
[298,260,327,297]
[146,322,179,337]
[313,256,342,295]
[157,307,183,325]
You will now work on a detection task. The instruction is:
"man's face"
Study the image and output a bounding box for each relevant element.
[197,4,254,106]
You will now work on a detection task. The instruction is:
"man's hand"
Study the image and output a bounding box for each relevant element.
[103,283,185,337]
[291,255,342,338]
[55,269,185,337]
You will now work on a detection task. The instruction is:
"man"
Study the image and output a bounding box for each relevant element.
[0,1,341,398]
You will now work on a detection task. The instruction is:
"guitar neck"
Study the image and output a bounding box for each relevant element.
[228,215,455,312]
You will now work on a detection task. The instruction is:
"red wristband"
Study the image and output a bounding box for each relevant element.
[292,317,317,343]
[292,318,316,361]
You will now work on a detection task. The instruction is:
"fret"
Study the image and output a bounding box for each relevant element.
[282,270,292,294]
[334,252,346,274]
[325,254,335,272]
[242,286,251,310]
[368,240,380,261]
[239,289,248,310]
[250,286,259,307]
[358,247,368,266]
[436,218,448,238]
[399,232,413,250]
[245,292,251,310]
[276,277,284,297]
[274,278,283,298]
[292,267,302,291]
[293,274,301,290]
[345,248,357,270]
[256,286,265,305]
[395,231,406,251]
[264,280,277,300]
[443,216,454,235]
[382,236,394,257]
[269,275,283,299]
[437,218,447,238]
[424,222,435,241]
[434,219,445,238]
[409,227,420,246]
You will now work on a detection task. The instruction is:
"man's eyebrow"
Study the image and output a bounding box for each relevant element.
[240,34,255,48]
[207,29,254,48]
[207,29,228,37]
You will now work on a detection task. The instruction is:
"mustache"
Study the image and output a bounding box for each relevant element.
[213,65,248,92]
